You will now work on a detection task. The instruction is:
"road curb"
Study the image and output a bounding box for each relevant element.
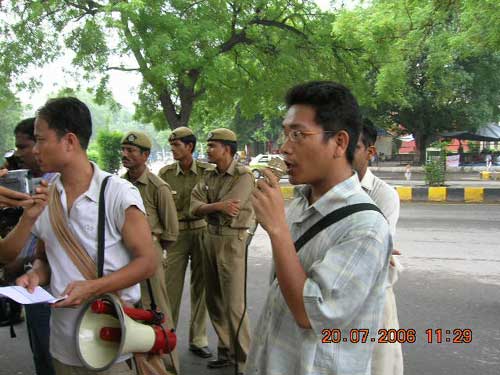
[279,186,500,203]
[394,186,500,203]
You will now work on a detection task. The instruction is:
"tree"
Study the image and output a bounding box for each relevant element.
[332,0,500,162]
[96,129,123,173]
[0,82,23,161]
[1,1,338,132]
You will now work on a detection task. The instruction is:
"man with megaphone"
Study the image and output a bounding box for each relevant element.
[16,97,158,375]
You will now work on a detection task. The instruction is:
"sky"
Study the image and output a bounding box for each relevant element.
[17,0,335,114]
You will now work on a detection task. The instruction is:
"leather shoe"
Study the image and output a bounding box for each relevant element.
[207,358,233,368]
[189,345,212,358]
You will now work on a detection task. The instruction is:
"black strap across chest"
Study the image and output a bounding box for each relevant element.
[294,203,383,253]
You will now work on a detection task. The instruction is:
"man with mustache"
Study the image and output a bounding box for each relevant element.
[247,81,392,375]
[121,130,180,374]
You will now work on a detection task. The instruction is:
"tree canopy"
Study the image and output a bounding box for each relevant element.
[1,0,338,133]
[332,0,500,161]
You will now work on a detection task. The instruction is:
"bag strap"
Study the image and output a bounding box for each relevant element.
[294,203,383,253]
[97,176,112,278]
[48,184,97,280]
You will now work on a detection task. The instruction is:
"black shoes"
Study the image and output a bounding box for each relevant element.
[189,344,213,358]
[206,358,233,369]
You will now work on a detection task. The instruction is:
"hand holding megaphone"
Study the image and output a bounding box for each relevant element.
[251,157,288,235]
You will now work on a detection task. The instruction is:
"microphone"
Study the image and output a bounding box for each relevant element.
[265,157,287,181]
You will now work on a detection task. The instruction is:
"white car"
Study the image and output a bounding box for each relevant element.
[249,154,286,179]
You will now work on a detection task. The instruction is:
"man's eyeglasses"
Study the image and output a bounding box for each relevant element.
[278,130,337,144]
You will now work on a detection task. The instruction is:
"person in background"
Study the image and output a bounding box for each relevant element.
[158,127,212,359]
[353,118,403,375]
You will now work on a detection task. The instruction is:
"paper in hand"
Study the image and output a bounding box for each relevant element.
[0,286,67,304]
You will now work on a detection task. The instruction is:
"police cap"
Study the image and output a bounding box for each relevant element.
[207,128,237,142]
[169,127,194,142]
[121,131,152,150]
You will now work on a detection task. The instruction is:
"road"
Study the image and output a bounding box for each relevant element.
[1,203,499,375]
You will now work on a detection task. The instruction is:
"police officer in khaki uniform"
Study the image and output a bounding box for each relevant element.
[190,128,254,374]
[158,127,212,359]
[120,131,180,375]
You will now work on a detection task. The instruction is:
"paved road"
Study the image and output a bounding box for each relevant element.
[1,203,499,375]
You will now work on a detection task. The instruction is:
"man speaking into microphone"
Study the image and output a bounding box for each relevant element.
[247,81,392,375]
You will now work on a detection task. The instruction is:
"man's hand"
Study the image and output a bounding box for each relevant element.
[23,180,49,220]
[251,168,287,236]
[16,270,41,293]
[390,249,402,267]
[221,198,240,217]
[53,279,99,308]
[0,167,32,207]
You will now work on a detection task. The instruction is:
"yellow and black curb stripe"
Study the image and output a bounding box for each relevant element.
[395,186,500,203]
[279,185,500,203]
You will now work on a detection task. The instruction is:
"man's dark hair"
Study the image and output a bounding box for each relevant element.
[14,118,36,141]
[285,81,362,163]
[179,135,197,154]
[361,118,378,148]
[222,141,237,156]
[36,97,92,150]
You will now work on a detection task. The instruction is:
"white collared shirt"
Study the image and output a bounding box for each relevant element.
[32,162,145,366]
[360,169,400,236]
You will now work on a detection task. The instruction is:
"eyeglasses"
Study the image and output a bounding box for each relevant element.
[278,130,337,144]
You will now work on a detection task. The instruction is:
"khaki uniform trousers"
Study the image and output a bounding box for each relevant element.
[53,358,134,375]
[140,240,179,375]
[204,227,251,370]
[164,227,208,347]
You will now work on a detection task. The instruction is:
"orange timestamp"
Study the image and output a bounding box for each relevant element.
[321,328,472,344]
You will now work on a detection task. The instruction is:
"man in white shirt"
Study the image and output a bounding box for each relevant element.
[16,97,158,374]
[353,118,403,375]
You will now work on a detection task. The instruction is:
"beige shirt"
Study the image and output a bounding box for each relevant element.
[158,160,212,222]
[123,168,179,242]
[190,159,255,229]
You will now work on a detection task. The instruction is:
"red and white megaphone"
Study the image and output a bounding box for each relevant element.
[75,293,176,371]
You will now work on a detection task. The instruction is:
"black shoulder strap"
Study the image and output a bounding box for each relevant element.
[294,203,383,253]
[97,175,112,278]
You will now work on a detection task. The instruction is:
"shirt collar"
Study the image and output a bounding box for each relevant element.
[175,160,198,176]
[292,172,363,220]
[134,168,150,185]
[360,168,375,191]
[55,161,103,203]
[216,159,237,176]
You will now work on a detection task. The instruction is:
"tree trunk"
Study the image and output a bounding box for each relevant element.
[414,132,428,165]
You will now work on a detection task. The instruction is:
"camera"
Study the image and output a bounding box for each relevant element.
[0,169,42,195]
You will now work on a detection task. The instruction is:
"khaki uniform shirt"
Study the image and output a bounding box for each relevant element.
[158,160,212,223]
[190,159,255,229]
[122,168,179,242]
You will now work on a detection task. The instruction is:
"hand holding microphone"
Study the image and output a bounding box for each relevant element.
[252,157,288,236]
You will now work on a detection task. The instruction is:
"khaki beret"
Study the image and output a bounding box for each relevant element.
[121,131,152,150]
[207,128,237,142]
[169,127,194,141]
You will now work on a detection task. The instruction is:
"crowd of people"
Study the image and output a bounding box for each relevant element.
[0,81,402,375]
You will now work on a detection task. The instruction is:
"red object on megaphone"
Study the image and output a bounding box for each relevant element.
[99,325,177,354]
[91,299,176,354]
[91,300,165,324]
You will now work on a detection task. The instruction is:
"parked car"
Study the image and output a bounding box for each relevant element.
[249,154,285,179]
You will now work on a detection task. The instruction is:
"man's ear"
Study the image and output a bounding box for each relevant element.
[333,130,349,159]
[64,133,80,152]
[368,145,377,160]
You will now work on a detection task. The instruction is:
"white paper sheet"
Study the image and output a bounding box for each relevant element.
[0,286,66,304]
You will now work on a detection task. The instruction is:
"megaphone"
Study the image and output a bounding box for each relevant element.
[75,293,176,371]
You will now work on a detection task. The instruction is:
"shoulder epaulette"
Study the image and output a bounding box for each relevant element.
[236,164,252,175]
[158,163,177,176]
[147,171,168,188]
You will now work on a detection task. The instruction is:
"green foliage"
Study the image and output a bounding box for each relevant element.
[424,141,448,186]
[1,1,339,132]
[333,0,500,162]
[0,84,23,162]
[95,129,123,173]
